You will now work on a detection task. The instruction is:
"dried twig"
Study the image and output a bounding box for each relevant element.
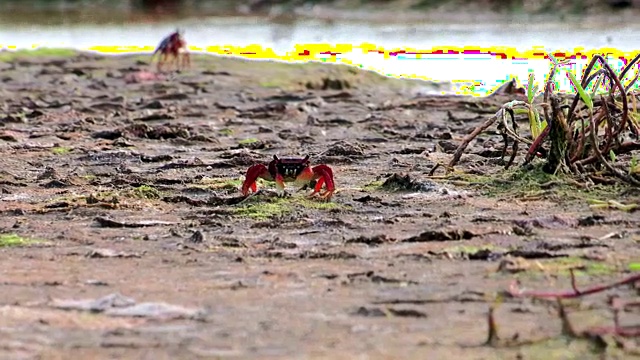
[507,272,640,341]
[508,272,640,299]
[448,113,500,169]
[448,101,528,170]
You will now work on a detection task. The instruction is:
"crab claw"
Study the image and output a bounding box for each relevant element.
[242,164,269,196]
[308,164,335,201]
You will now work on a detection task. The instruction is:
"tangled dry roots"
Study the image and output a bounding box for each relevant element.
[449,53,640,186]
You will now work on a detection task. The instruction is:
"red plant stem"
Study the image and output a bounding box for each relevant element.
[575,141,640,166]
[525,126,550,162]
[508,273,640,299]
[600,58,631,138]
[569,109,607,163]
[618,53,640,89]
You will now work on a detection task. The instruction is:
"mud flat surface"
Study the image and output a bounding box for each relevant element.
[0,51,639,359]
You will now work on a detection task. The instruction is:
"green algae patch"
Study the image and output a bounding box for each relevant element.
[0,48,78,62]
[51,146,71,155]
[549,257,618,276]
[238,138,259,145]
[129,185,161,200]
[440,163,628,203]
[233,198,292,220]
[0,233,48,248]
[362,180,384,191]
[443,245,504,255]
[200,177,244,191]
[294,197,350,211]
[231,193,346,220]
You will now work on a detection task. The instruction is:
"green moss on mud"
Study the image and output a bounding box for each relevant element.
[200,177,245,191]
[449,163,627,202]
[129,185,161,200]
[218,128,233,136]
[510,256,619,282]
[362,180,384,191]
[0,48,78,62]
[238,138,259,145]
[296,197,349,210]
[443,244,504,255]
[232,195,347,220]
[550,257,618,276]
[233,198,291,220]
[0,233,47,247]
[51,146,71,155]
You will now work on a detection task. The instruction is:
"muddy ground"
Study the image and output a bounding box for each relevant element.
[0,51,639,359]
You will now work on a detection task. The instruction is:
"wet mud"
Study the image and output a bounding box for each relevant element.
[0,51,639,359]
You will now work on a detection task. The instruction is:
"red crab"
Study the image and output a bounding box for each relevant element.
[152,29,191,72]
[241,155,336,201]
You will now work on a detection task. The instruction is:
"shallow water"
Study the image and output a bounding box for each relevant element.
[2,11,639,95]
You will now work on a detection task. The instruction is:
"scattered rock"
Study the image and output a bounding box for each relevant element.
[346,271,418,285]
[124,70,165,83]
[86,248,144,258]
[153,93,189,101]
[513,215,578,230]
[50,293,136,312]
[94,216,175,228]
[321,140,365,157]
[353,195,381,203]
[41,179,70,188]
[403,229,477,242]
[134,112,176,122]
[92,129,122,140]
[497,257,531,273]
[140,100,164,109]
[306,78,351,90]
[36,166,58,180]
[380,173,438,192]
[47,293,208,320]
[105,302,208,321]
[352,306,386,317]
[345,234,392,246]
[140,154,174,162]
[578,214,606,226]
[122,123,190,139]
[189,230,205,243]
[0,130,22,142]
[352,306,426,318]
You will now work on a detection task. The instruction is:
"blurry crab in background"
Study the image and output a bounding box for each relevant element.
[151,28,191,72]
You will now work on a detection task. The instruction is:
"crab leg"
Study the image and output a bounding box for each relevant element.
[309,165,335,200]
[293,167,314,192]
[275,174,287,196]
[242,164,270,196]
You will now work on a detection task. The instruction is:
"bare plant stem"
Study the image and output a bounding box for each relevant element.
[448,113,499,169]
[508,273,640,299]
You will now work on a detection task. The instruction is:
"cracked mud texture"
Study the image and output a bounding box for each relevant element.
[1,51,639,359]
